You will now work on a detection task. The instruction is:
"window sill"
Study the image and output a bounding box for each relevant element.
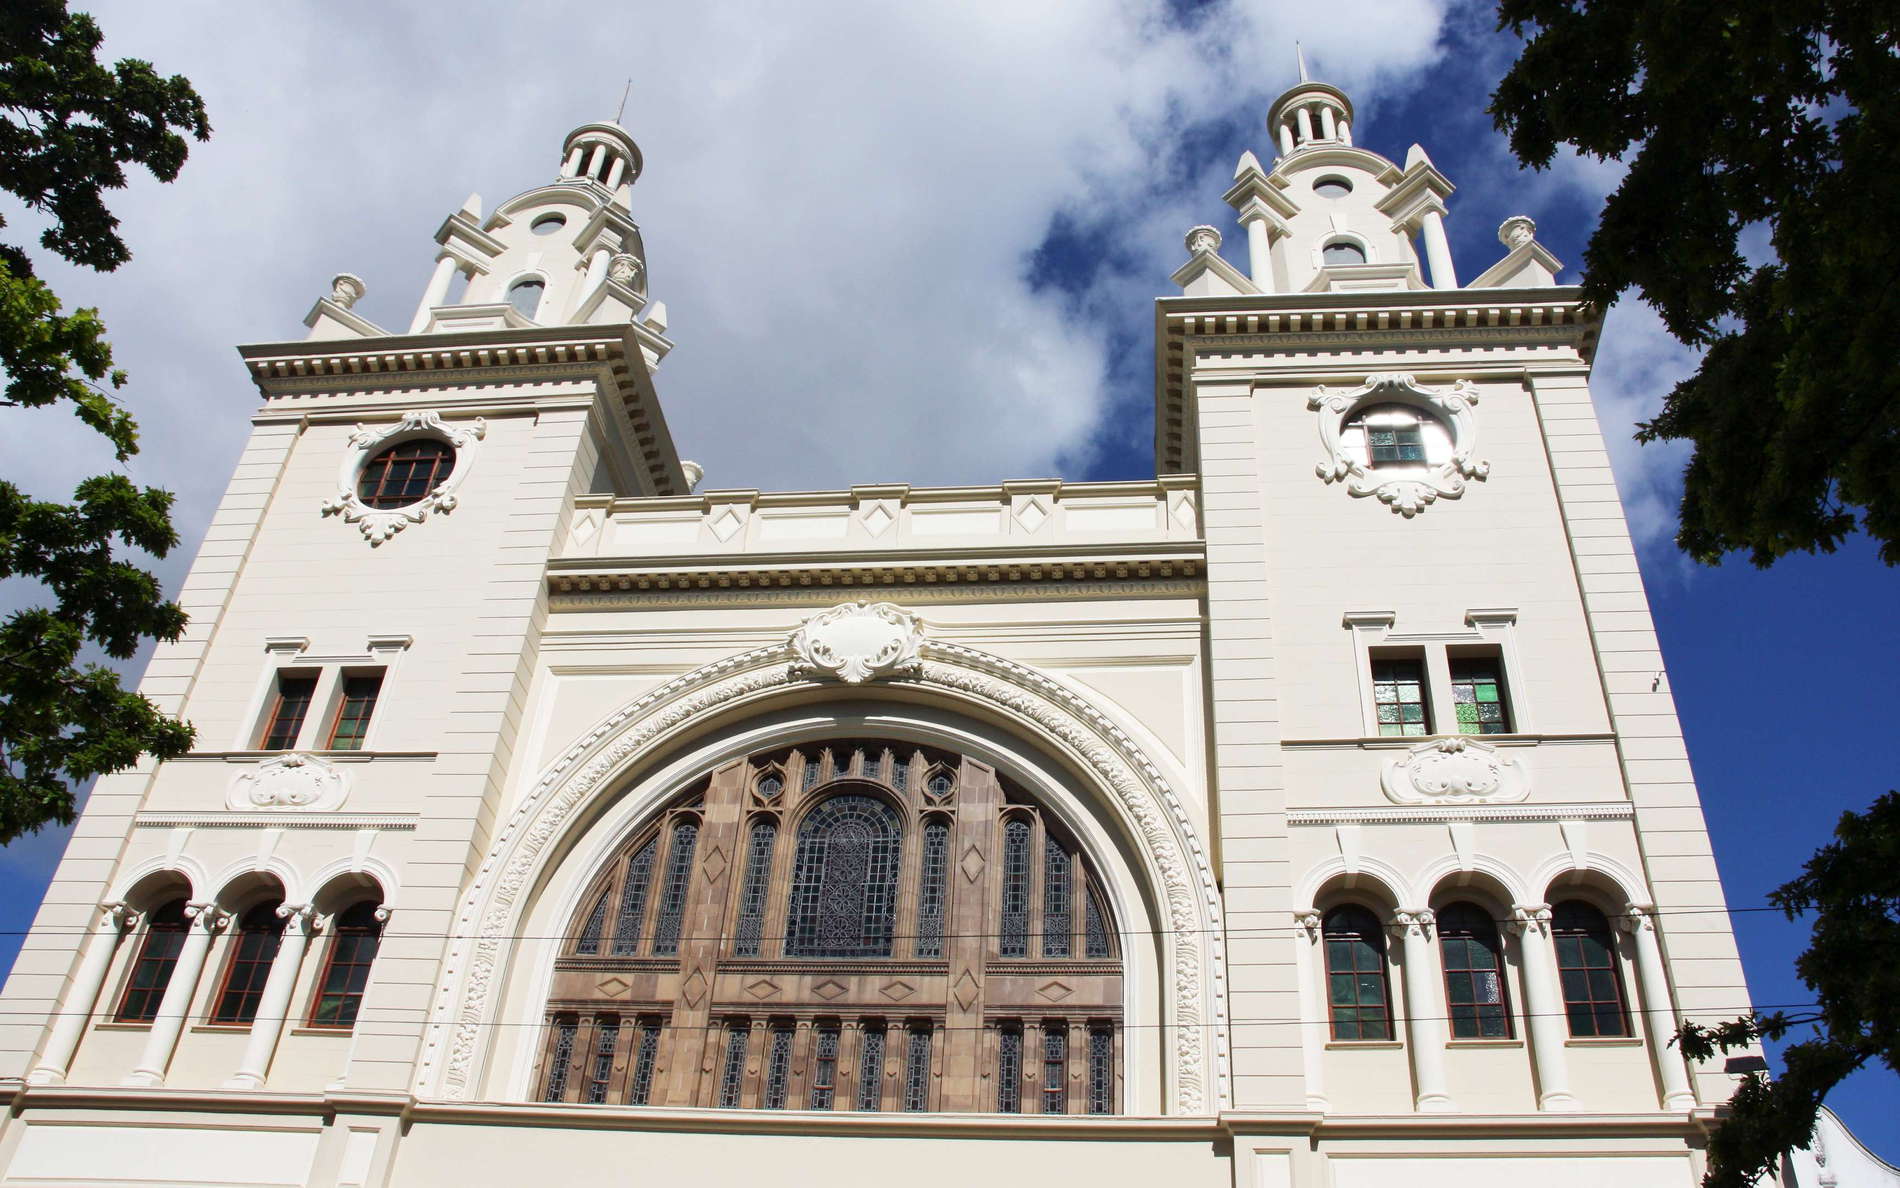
[170,750,439,764]
[289,1026,354,1038]
[189,1023,254,1034]
[1446,1039,1522,1048]
[1280,732,1615,751]
[89,1021,152,1032]
[1325,1040,1403,1050]
[1565,1037,1642,1047]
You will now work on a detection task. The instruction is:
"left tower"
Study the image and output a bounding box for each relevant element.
[0,117,687,1108]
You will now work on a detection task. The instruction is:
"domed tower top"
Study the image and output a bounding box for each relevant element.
[1265,47,1355,154]
[559,121,643,194]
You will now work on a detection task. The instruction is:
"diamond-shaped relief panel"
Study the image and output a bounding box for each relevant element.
[710,507,745,542]
[746,978,781,1000]
[1171,492,1197,530]
[960,845,985,884]
[681,969,707,1006]
[812,979,848,1001]
[700,844,728,884]
[880,980,916,1001]
[953,969,979,1011]
[1037,979,1073,1002]
[861,502,895,537]
[1013,497,1049,533]
[596,976,630,998]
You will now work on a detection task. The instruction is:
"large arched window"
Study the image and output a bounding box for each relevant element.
[538,739,1123,1114]
[1322,905,1392,1041]
[212,900,286,1025]
[309,900,385,1029]
[115,899,190,1023]
[1437,902,1511,1038]
[1552,900,1630,1037]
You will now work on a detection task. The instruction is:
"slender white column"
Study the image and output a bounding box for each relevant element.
[1420,209,1458,290]
[583,248,611,295]
[586,143,609,181]
[409,253,459,333]
[605,154,627,190]
[1338,120,1352,146]
[1294,106,1315,145]
[1622,905,1698,1109]
[1319,106,1337,141]
[1510,903,1579,1110]
[125,903,228,1087]
[1392,910,1455,1112]
[1277,124,1295,156]
[225,904,320,1089]
[562,146,585,177]
[1242,217,1273,292]
[29,902,134,1085]
[1293,912,1328,1110]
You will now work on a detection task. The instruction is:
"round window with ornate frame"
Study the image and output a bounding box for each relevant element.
[321,409,486,545]
[1307,373,1490,517]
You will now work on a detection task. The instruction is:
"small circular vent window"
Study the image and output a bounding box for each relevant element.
[1313,176,1353,199]
[357,439,454,509]
[530,213,567,235]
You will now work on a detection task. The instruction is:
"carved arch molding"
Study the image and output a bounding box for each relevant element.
[418,602,1229,1114]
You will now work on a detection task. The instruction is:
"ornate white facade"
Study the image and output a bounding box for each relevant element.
[0,74,1787,1187]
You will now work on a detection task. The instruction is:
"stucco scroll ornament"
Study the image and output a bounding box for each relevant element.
[789,601,924,684]
[1379,736,1528,805]
[228,752,349,811]
[321,409,486,545]
[1308,372,1489,517]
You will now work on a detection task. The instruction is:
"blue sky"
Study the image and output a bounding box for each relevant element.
[0,0,1891,1151]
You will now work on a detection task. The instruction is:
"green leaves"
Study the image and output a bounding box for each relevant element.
[1491,0,1900,565]
[0,0,208,840]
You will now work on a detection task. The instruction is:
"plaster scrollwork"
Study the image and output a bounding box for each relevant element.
[1509,902,1553,936]
[1380,735,1528,805]
[420,603,1228,1115]
[227,752,349,812]
[789,601,923,684]
[321,409,486,545]
[1389,908,1436,940]
[1617,903,1658,935]
[1294,910,1323,941]
[1307,372,1489,517]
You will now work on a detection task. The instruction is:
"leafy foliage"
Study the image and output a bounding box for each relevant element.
[1490,2,1900,566]
[0,1,209,840]
[1676,792,1900,1188]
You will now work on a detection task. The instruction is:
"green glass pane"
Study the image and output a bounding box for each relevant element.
[1397,681,1421,699]
[1377,705,1400,723]
[1477,685,1499,702]
[1456,704,1478,725]
[1401,705,1423,722]
[1402,722,1426,735]
[1378,723,1405,737]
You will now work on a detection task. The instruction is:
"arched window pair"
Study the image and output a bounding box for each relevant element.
[115,897,385,1030]
[542,739,1123,1114]
[1321,900,1629,1041]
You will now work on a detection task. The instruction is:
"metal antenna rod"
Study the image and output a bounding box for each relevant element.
[1296,42,1309,83]
[615,77,632,124]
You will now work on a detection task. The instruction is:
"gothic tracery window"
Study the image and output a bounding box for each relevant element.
[538,739,1123,1114]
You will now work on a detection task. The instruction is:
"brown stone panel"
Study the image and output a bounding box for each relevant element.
[660,758,746,1106]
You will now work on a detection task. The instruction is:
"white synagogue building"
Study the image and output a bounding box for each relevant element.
[0,72,1859,1188]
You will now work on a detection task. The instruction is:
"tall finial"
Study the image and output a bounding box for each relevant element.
[1296,42,1309,83]
[615,77,632,125]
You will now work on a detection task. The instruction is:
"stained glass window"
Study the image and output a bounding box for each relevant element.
[212,901,286,1025]
[575,891,609,955]
[116,899,190,1022]
[325,672,383,750]
[543,1016,578,1102]
[809,1024,841,1109]
[628,1018,661,1105]
[718,1024,749,1108]
[857,1024,886,1111]
[786,796,902,957]
[1000,818,1032,958]
[310,901,382,1028]
[1450,657,1512,734]
[1438,903,1512,1038]
[915,820,949,959]
[1043,838,1072,958]
[1087,1025,1113,1114]
[1553,901,1630,1037]
[584,1017,620,1104]
[1347,403,1428,466]
[651,819,699,957]
[610,838,657,956]
[260,673,316,750]
[357,439,453,509]
[1372,657,1430,736]
[734,819,778,957]
[1040,1025,1067,1114]
[903,1025,932,1112]
[1084,889,1112,959]
[996,1023,1023,1113]
[763,1022,795,1108]
[1323,905,1392,1041]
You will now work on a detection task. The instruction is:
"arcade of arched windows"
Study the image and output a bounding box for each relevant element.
[537,739,1124,1114]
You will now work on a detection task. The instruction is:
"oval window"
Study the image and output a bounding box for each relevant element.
[357,439,454,509]
[530,213,567,235]
[507,278,545,319]
[1322,240,1368,266]
[1313,176,1353,199]
[1343,403,1451,469]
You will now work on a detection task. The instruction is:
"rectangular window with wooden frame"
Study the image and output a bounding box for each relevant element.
[259,671,318,750]
[325,671,385,750]
[1371,656,1431,736]
[1449,655,1512,734]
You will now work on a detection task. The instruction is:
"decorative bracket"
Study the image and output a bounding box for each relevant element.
[322,409,485,545]
[1307,372,1489,517]
[789,601,924,684]
[1380,735,1528,805]
[229,752,349,812]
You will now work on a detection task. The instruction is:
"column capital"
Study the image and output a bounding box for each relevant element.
[1509,903,1552,935]
[275,902,324,935]
[1618,903,1658,934]
[1389,908,1436,940]
[99,901,136,932]
[1294,910,1323,940]
[184,902,231,932]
